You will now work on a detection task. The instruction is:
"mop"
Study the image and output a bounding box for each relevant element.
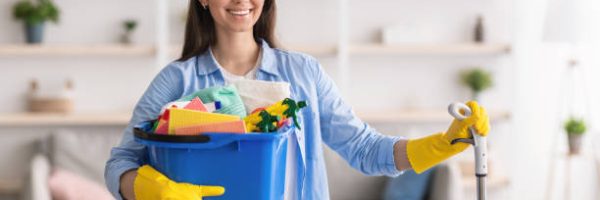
[448,103,488,200]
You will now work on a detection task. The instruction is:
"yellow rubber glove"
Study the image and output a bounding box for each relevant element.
[134,165,225,200]
[406,101,490,174]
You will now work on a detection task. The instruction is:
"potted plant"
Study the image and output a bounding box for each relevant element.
[564,117,586,155]
[121,19,138,44]
[12,0,60,44]
[461,68,493,101]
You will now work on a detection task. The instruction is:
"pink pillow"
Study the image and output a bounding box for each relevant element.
[48,168,114,200]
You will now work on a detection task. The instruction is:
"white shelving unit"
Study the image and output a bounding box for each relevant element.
[0,0,171,126]
[0,0,511,124]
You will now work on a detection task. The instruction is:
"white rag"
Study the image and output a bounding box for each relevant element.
[232,79,291,114]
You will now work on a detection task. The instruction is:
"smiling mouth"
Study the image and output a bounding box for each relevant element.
[227,9,252,16]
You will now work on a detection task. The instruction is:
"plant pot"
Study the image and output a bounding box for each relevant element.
[120,32,133,45]
[25,23,45,44]
[567,134,583,155]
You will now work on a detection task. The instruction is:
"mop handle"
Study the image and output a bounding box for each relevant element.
[448,103,488,200]
[447,103,488,176]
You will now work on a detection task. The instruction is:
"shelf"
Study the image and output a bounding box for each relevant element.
[0,112,132,127]
[0,109,509,126]
[284,44,337,56]
[355,108,511,123]
[0,44,156,56]
[169,44,337,58]
[168,43,510,58]
[349,43,511,56]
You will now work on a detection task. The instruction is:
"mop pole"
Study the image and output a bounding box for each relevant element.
[473,133,487,200]
[448,103,488,200]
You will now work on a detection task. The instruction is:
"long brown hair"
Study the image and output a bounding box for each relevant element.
[179,0,278,61]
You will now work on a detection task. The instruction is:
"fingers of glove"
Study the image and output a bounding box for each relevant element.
[444,120,471,142]
[463,101,481,126]
[187,184,225,197]
[172,183,207,199]
[199,186,225,197]
[473,106,490,136]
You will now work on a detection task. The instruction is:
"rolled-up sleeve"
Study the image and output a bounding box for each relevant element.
[104,64,183,199]
[311,59,403,177]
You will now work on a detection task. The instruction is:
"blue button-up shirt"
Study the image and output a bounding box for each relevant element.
[105,40,403,200]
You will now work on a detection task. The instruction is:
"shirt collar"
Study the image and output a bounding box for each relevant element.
[196,39,279,77]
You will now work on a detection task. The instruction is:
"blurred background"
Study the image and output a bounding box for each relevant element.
[1,0,600,199]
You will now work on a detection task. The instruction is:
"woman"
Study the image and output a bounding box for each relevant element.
[105,0,490,199]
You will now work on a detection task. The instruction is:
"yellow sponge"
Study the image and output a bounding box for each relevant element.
[167,108,240,134]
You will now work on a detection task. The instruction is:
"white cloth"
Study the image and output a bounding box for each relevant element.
[232,79,291,114]
[284,132,298,200]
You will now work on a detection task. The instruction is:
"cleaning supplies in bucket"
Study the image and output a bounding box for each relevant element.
[150,82,306,135]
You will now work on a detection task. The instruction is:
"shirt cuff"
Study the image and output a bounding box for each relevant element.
[106,159,140,200]
[382,136,405,177]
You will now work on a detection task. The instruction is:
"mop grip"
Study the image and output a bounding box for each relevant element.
[448,103,488,176]
[473,133,488,176]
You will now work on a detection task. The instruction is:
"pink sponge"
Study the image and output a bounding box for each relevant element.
[184,97,208,112]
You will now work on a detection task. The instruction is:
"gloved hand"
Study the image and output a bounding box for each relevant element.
[134,165,225,200]
[406,101,490,174]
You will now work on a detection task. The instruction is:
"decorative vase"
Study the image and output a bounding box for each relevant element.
[121,32,133,45]
[474,16,485,43]
[25,23,45,44]
[567,134,583,155]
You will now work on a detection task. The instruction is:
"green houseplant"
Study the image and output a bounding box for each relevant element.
[461,68,493,101]
[564,117,586,154]
[12,0,60,44]
[121,20,138,44]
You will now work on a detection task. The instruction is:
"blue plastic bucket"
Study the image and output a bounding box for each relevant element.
[134,121,290,200]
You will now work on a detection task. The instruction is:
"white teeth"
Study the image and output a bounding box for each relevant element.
[229,10,250,15]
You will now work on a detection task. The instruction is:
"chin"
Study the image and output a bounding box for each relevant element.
[227,26,255,33]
